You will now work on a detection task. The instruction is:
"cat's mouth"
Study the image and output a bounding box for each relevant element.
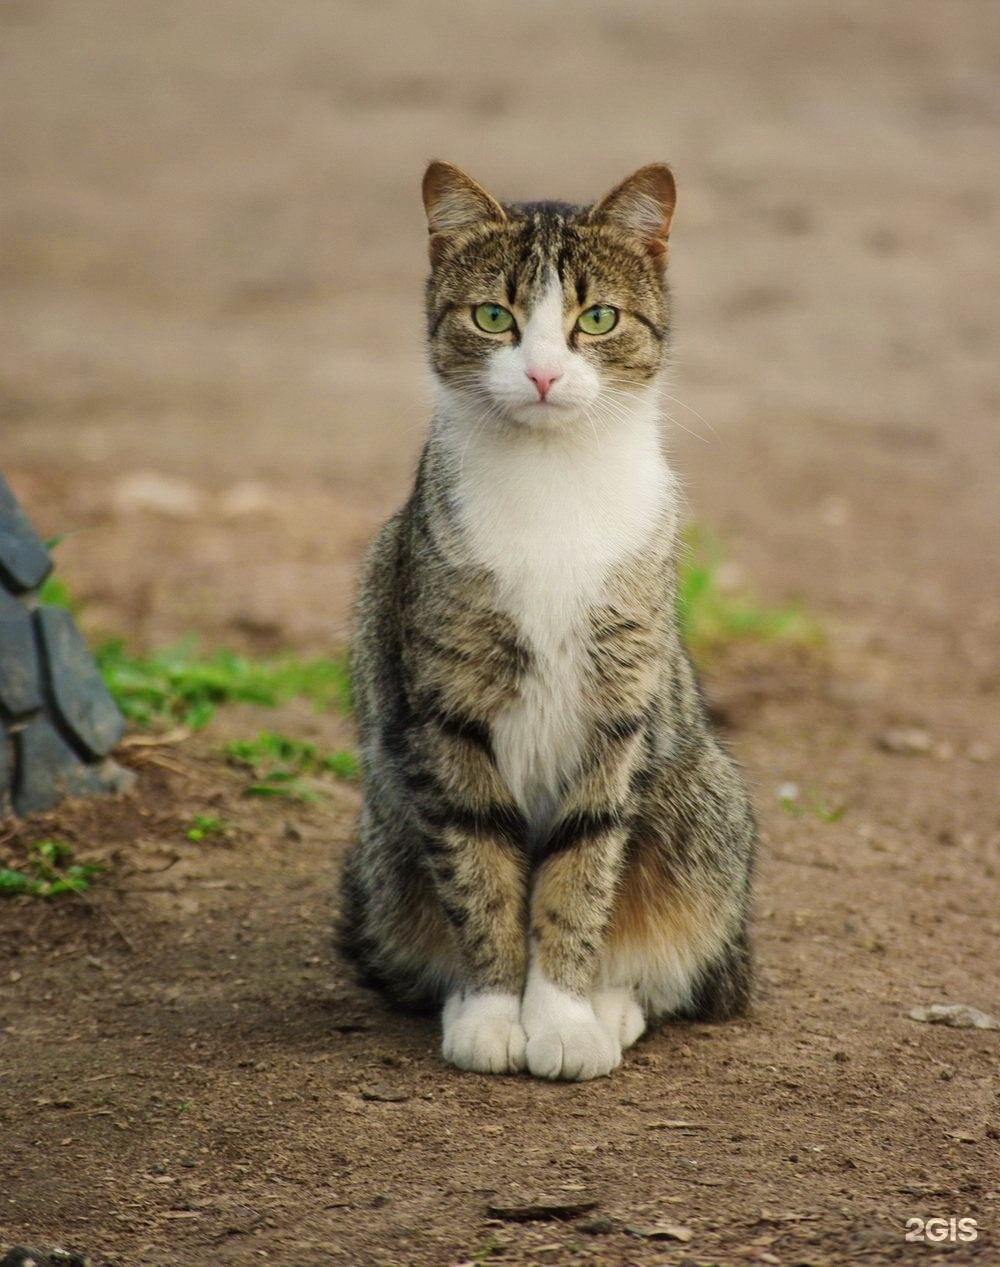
[505,399,577,429]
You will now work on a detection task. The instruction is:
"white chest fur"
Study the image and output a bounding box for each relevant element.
[441,393,674,837]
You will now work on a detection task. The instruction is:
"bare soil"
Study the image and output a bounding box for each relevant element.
[1,2,998,1264]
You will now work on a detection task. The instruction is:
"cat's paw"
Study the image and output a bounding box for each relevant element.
[521,972,621,1081]
[441,990,527,1075]
[525,1016,620,1081]
[591,986,646,1050]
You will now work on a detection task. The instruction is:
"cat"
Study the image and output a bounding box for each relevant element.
[340,161,755,1081]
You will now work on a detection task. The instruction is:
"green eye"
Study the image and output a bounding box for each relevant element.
[577,304,618,335]
[473,303,515,334]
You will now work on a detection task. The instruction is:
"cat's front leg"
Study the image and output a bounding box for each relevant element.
[520,722,646,1079]
[421,802,531,1075]
[521,821,633,1080]
[432,829,530,1074]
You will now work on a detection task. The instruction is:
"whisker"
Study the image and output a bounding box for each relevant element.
[659,389,719,440]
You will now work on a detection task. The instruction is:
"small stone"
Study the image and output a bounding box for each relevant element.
[0,589,42,715]
[113,471,204,519]
[487,1196,600,1222]
[0,476,53,592]
[359,1084,410,1103]
[1,1251,86,1267]
[625,1222,694,1242]
[908,1004,1000,1030]
[37,607,125,757]
[577,1218,616,1235]
[876,727,932,755]
[14,717,111,814]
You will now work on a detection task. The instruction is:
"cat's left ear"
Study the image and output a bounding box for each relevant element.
[422,161,506,264]
[590,164,676,262]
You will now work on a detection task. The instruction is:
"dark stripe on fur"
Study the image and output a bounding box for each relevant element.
[597,712,647,743]
[630,310,665,341]
[422,799,527,849]
[419,698,493,757]
[429,301,458,338]
[540,808,624,859]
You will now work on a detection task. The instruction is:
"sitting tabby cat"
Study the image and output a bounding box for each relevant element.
[340,161,755,1081]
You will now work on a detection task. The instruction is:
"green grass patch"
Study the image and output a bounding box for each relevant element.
[245,771,321,803]
[95,640,351,731]
[37,535,81,612]
[777,783,846,823]
[320,749,361,780]
[185,814,229,843]
[678,529,818,652]
[37,572,78,612]
[0,840,103,900]
[36,564,352,730]
[225,730,359,802]
[471,1238,505,1264]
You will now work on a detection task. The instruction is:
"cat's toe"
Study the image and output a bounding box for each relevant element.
[441,991,527,1075]
[525,1018,620,1081]
[619,999,646,1048]
[591,987,646,1050]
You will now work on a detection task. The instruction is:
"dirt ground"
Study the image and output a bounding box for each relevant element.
[1,2,998,1264]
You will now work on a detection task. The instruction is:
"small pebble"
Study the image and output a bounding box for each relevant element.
[877,727,932,755]
[908,1003,1000,1030]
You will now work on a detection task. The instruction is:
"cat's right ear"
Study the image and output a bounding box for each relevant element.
[422,161,506,264]
[590,164,676,263]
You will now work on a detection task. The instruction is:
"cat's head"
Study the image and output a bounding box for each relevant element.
[422,161,675,430]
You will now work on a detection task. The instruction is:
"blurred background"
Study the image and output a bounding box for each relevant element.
[3,0,997,669]
[3,6,999,1260]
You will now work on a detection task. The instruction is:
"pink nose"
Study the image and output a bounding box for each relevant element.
[526,369,561,401]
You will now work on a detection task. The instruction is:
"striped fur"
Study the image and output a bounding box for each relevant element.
[340,163,755,1080]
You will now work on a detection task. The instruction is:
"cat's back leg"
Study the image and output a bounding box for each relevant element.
[598,736,755,1031]
[339,514,462,1011]
[338,799,459,1013]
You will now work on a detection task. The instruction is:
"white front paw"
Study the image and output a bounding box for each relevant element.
[521,972,621,1081]
[441,990,527,1075]
[591,986,646,1050]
